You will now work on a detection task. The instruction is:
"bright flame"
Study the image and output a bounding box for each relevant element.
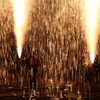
[90,52,95,63]
[13,0,30,58]
[83,0,99,63]
[17,47,22,58]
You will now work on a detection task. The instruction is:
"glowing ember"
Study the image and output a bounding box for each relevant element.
[90,52,95,63]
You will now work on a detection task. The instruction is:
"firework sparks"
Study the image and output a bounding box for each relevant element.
[83,0,99,63]
[13,0,30,58]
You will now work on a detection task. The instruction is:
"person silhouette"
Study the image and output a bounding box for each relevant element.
[20,52,39,90]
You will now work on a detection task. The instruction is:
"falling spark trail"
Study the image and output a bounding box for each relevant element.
[83,0,99,63]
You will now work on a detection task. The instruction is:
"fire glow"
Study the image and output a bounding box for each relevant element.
[13,0,30,58]
[83,0,99,63]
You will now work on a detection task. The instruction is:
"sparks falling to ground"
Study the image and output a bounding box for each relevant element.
[83,0,99,63]
[13,0,30,58]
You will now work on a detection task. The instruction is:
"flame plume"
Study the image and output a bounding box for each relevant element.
[83,0,99,63]
[13,0,30,58]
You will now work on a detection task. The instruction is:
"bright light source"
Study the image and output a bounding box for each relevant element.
[90,52,95,63]
[83,0,99,64]
[13,0,30,58]
[13,0,25,58]
[17,47,22,58]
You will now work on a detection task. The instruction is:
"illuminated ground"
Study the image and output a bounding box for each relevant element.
[0,71,100,100]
